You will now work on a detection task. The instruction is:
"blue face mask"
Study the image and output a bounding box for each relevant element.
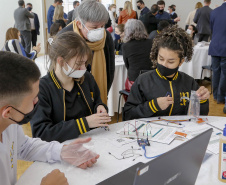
[114,33,121,40]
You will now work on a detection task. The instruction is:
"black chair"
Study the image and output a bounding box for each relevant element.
[201,65,212,94]
[117,90,130,122]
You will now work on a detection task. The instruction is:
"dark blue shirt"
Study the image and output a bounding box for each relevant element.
[155,11,171,20]
[140,7,150,16]
[47,5,55,33]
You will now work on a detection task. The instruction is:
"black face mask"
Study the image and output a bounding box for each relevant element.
[137,6,141,10]
[157,63,179,77]
[158,9,164,14]
[27,7,32,11]
[8,101,39,125]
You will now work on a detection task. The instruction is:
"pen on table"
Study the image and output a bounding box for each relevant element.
[216,132,222,135]
[152,128,163,138]
[168,122,182,126]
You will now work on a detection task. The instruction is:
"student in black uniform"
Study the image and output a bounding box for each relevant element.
[30,32,111,142]
[124,26,210,120]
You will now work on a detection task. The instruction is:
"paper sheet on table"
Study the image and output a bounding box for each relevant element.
[140,118,184,128]
[116,120,163,139]
[151,127,177,145]
[183,124,212,139]
[207,134,220,154]
[207,120,225,131]
[108,138,136,148]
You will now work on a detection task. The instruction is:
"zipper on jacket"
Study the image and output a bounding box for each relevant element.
[169,81,174,116]
[63,90,66,121]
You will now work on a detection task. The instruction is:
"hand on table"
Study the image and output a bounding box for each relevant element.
[86,113,111,128]
[157,96,174,110]
[196,86,210,100]
[40,169,68,185]
[61,137,100,169]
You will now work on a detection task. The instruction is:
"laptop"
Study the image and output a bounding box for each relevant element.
[98,128,213,185]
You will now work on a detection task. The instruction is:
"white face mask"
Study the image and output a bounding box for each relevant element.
[111,8,116,12]
[80,20,105,42]
[62,63,86,79]
[186,29,192,35]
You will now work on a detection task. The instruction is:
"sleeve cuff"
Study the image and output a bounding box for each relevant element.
[149,99,161,113]
[116,51,119,55]
[75,117,90,135]
[200,99,208,104]
[51,142,64,162]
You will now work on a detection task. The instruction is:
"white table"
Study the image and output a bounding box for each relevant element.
[17,116,225,185]
[107,55,127,116]
[35,55,49,78]
[179,45,211,79]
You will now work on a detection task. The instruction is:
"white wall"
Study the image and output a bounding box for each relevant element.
[140,0,224,29]
[0,0,45,54]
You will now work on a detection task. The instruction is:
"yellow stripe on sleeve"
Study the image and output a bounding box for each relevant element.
[76,119,83,134]
[200,99,208,103]
[80,118,87,133]
[149,102,156,113]
[151,100,158,112]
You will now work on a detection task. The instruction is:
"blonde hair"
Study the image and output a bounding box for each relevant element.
[124,1,133,16]
[195,2,203,9]
[53,5,64,22]
[5,28,19,42]
[109,4,116,18]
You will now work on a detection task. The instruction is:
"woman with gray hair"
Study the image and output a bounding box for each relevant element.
[122,19,153,94]
[59,0,115,105]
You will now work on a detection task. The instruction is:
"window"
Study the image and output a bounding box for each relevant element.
[63,0,81,14]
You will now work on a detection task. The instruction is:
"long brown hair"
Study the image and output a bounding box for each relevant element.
[109,4,116,18]
[195,2,203,9]
[48,31,92,83]
[5,28,19,42]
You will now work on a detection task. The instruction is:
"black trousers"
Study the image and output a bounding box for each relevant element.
[20,30,31,53]
[198,34,210,42]
[31,30,37,47]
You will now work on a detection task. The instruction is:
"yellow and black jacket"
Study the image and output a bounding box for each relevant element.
[30,71,107,143]
[124,69,209,120]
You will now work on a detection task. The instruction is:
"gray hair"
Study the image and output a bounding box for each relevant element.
[78,0,109,24]
[123,19,148,43]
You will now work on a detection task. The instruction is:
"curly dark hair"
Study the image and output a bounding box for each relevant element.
[150,25,193,66]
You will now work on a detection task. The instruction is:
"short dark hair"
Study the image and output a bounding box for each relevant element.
[137,0,144,4]
[119,8,123,11]
[169,5,175,11]
[73,1,79,6]
[18,0,25,6]
[27,3,32,6]
[50,23,62,36]
[0,51,40,103]
[157,0,165,6]
[150,4,158,14]
[204,0,211,3]
[158,20,170,31]
[54,0,63,3]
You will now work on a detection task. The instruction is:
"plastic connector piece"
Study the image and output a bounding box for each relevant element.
[137,139,150,147]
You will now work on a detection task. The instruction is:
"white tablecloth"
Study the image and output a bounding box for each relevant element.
[179,45,211,79]
[107,55,127,116]
[35,55,49,77]
[17,116,225,185]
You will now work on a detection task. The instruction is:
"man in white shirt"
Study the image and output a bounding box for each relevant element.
[0,51,99,185]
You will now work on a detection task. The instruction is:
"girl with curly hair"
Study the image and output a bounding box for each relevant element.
[124,26,210,120]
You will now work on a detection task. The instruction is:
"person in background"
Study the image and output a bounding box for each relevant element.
[14,0,34,53]
[136,0,150,18]
[114,24,124,55]
[124,26,209,120]
[108,4,117,39]
[149,20,170,42]
[208,0,226,111]
[194,0,212,42]
[118,1,137,24]
[122,19,153,94]
[53,5,67,29]
[30,32,111,142]
[50,23,62,37]
[168,5,178,23]
[57,0,115,106]
[185,2,203,30]
[186,25,198,45]
[67,1,80,24]
[2,28,41,60]
[26,3,40,47]
[0,51,99,185]
[156,0,171,20]
[116,8,123,24]
[47,0,63,33]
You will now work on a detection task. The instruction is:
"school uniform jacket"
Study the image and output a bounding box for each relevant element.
[124,69,209,120]
[30,71,107,143]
